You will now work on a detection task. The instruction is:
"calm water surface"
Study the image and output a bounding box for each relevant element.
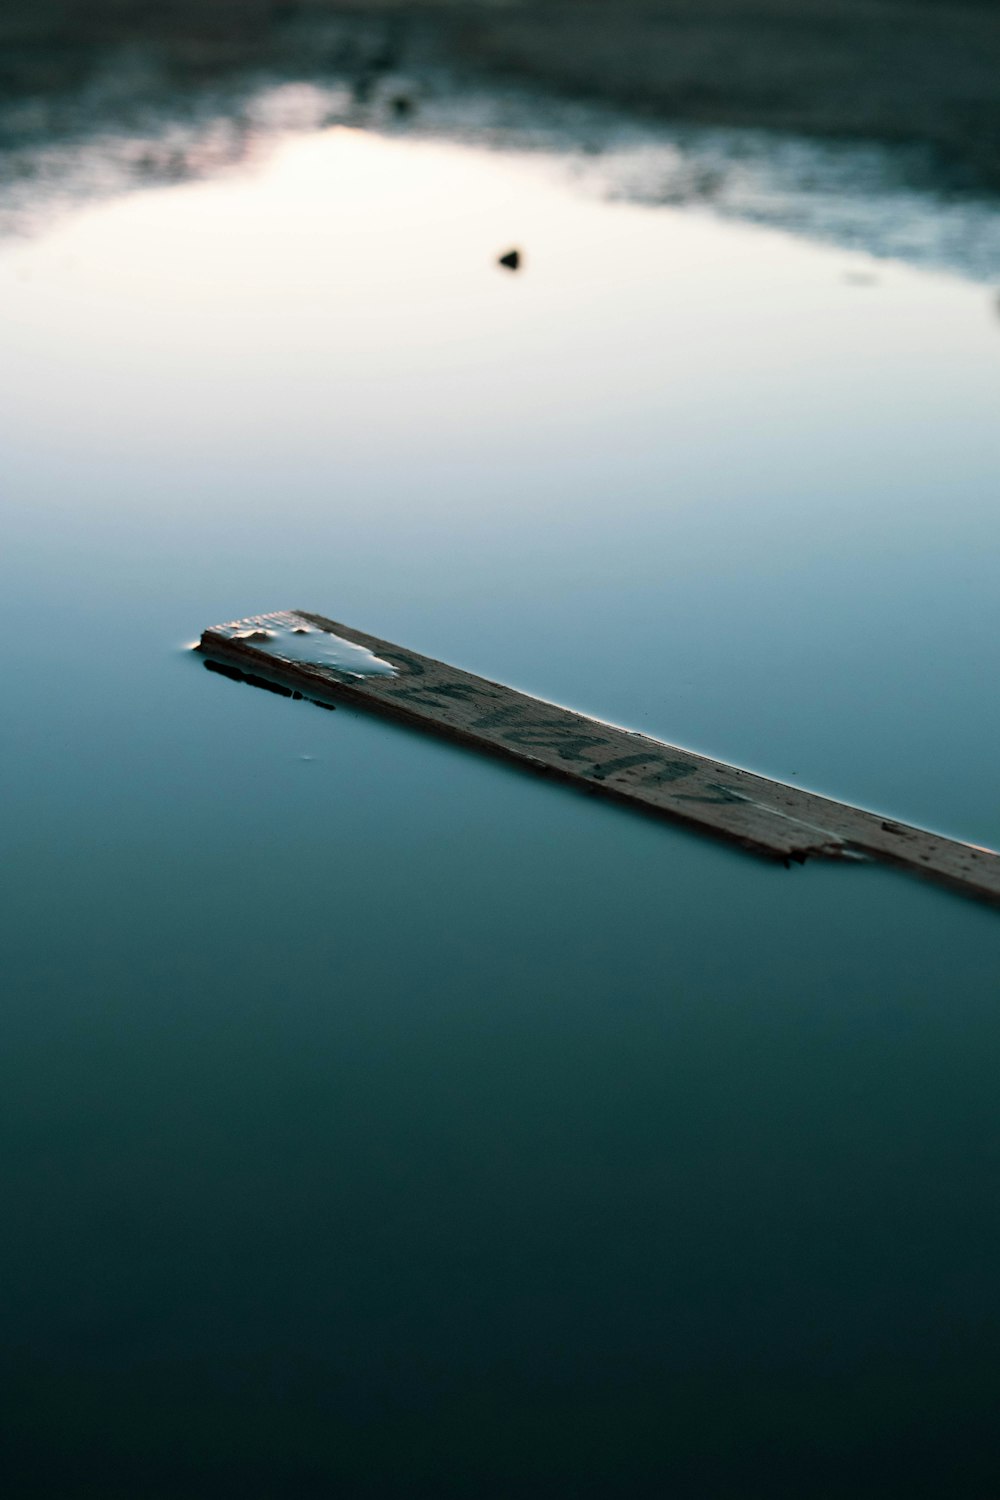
[2,125,1000,1496]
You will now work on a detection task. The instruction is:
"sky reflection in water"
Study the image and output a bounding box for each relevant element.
[2,123,1000,1495]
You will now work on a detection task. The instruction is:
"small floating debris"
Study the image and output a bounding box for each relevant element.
[498,248,522,271]
[197,609,1000,910]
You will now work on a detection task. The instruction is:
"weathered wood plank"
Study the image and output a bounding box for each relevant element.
[198,609,1000,908]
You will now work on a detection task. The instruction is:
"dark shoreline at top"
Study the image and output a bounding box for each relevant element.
[2,0,1000,198]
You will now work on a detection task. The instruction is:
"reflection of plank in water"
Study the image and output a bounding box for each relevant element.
[199,610,1000,909]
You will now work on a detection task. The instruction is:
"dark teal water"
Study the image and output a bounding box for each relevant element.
[2,129,1000,1496]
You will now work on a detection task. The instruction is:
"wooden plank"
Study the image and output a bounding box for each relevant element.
[198,610,1000,908]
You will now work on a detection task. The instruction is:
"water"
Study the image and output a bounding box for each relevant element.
[7,71,1000,282]
[2,119,1000,1497]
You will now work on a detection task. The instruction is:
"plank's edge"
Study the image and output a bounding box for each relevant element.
[197,626,800,863]
[198,617,1000,911]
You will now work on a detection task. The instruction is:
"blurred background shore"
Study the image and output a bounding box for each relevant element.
[3,0,1000,194]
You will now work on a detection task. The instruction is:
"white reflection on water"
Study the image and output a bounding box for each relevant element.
[1,125,998,849]
[4,70,1000,282]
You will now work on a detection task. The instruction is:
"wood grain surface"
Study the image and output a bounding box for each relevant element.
[199,610,1000,908]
